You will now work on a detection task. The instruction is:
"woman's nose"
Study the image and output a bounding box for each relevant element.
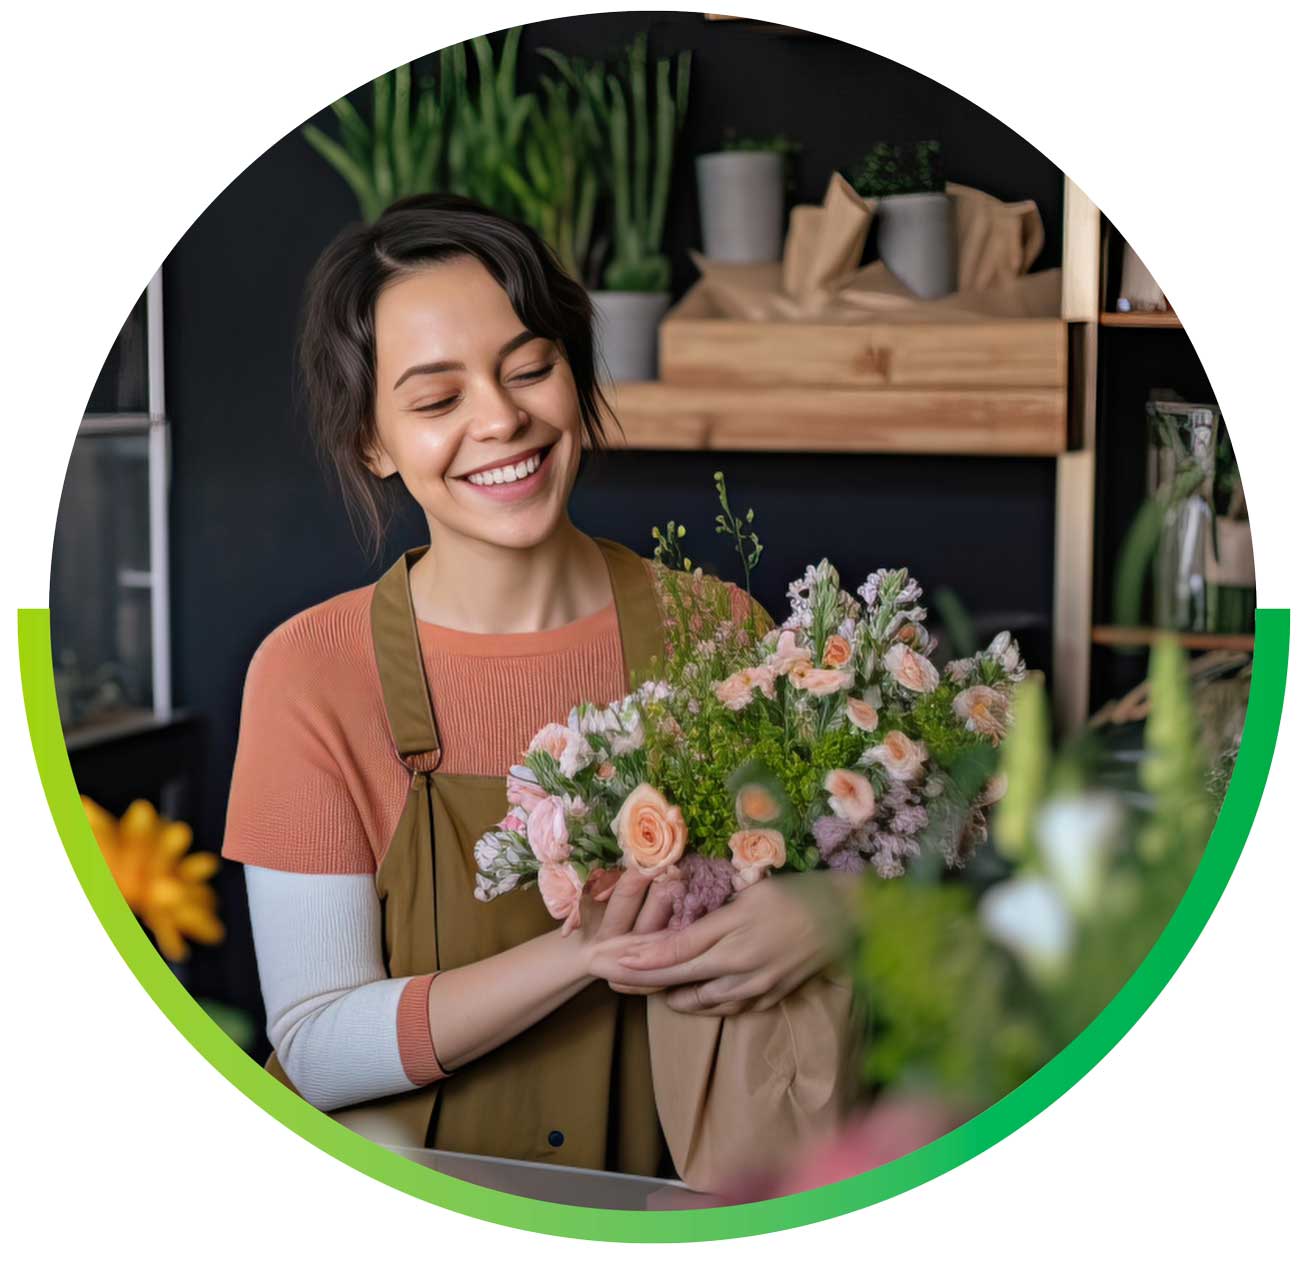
[467,381,529,442]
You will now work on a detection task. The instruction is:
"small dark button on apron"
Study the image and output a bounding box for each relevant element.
[547,1130,565,1148]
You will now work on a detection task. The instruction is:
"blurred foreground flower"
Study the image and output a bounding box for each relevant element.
[82,797,224,962]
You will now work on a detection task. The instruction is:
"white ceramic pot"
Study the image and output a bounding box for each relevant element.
[589,290,671,382]
[876,191,956,300]
[696,151,786,263]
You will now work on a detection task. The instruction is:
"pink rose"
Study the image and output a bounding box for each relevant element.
[595,761,616,781]
[823,768,876,825]
[537,862,585,929]
[767,629,813,676]
[728,828,787,892]
[865,730,929,782]
[612,783,689,876]
[845,696,880,732]
[527,796,571,864]
[714,670,755,711]
[502,808,528,834]
[790,663,855,697]
[883,643,940,694]
[822,634,854,668]
[953,685,1010,744]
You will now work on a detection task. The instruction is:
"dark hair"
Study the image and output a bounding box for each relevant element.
[297,192,616,558]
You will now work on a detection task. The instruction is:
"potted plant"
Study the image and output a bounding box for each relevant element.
[544,34,691,381]
[844,139,954,300]
[695,131,801,263]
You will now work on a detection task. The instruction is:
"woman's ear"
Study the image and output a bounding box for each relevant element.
[361,431,397,479]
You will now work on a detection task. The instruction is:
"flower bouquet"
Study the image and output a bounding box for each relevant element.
[474,479,1027,932]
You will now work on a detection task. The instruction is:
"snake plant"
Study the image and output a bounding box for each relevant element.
[302,30,535,224]
[543,33,691,292]
[302,56,456,222]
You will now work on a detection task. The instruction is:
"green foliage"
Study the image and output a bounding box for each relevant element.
[992,678,1052,861]
[845,139,945,198]
[1139,638,1216,863]
[302,58,454,222]
[909,683,983,767]
[649,519,691,572]
[719,129,802,190]
[548,33,691,292]
[712,470,763,633]
[859,877,1046,1097]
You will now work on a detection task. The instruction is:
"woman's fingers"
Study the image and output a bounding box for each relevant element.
[614,905,735,970]
[593,867,653,939]
[631,876,677,934]
[663,976,751,1015]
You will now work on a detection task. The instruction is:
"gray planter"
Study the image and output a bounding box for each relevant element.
[590,290,671,382]
[696,151,785,263]
[876,191,956,300]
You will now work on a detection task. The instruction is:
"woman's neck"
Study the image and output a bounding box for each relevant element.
[406,518,614,634]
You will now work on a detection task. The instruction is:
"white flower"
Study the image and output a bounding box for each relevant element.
[980,877,1074,984]
[528,722,595,778]
[1035,792,1126,915]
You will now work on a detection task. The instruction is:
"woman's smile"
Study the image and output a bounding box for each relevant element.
[452,441,557,503]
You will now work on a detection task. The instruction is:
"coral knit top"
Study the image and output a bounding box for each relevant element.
[221,579,629,1109]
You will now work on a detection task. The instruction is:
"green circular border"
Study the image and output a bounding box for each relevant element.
[18,607,1288,1240]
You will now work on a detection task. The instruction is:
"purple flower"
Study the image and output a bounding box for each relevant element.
[891,804,930,836]
[813,813,855,859]
[828,848,868,875]
[666,854,735,929]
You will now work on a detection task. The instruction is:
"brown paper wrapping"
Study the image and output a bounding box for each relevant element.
[648,968,864,1193]
[692,171,1060,323]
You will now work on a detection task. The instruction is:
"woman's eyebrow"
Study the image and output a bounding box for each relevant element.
[392,330,541,390]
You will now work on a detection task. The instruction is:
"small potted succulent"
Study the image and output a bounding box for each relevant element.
[845,139,954,299]
[695,131,801,263]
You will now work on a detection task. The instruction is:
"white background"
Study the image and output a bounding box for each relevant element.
[1,2,1295,1258]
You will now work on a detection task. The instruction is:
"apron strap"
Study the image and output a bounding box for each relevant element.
[370,545,442,769]
[594,537,664,688]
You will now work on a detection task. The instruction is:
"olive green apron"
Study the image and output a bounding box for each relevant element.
[265,537,667,1175]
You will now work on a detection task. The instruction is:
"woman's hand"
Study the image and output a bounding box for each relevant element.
[571,867,676,968]
[587,870,860,1015]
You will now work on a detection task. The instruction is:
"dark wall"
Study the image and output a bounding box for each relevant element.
[162,12,1061,1024]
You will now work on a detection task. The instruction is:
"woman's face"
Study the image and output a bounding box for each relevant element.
[367,255,585,552]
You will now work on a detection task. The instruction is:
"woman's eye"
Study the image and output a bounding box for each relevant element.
[511,362,556,384]
[415,394,459,412]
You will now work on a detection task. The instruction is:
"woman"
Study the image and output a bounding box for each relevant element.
[222,193,857,1174]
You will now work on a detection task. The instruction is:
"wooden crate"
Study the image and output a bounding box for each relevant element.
[658,281,1067,391]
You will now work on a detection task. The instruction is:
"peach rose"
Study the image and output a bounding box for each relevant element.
[845,696,880,732]
[728,828,787,890]
[790,663,855,697]
[537,862,585,930]
[735,783,781,824]
[595,761,616,781]
[527,722,594,777]
[953,685,1010,744]
[527,796,571,864]
[822,634,854,668]
[883,643,940,694]
[823,768,876,825]
[612,783,689,876]
[865,730,929,782]
[767,629,813,675]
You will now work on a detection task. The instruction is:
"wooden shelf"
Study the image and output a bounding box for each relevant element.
[600,380,1068,455]
[1099,311,1183,329]
[1092,625,1254,652]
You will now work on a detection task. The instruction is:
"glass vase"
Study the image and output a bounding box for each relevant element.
[1146,402,1219,633]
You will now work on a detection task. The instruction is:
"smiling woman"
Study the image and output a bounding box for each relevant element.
[222,193,857,1170]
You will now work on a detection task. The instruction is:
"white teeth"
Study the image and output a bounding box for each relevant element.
[467,450,544,486]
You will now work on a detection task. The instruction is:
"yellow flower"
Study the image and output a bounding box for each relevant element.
[82,797,224,962]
